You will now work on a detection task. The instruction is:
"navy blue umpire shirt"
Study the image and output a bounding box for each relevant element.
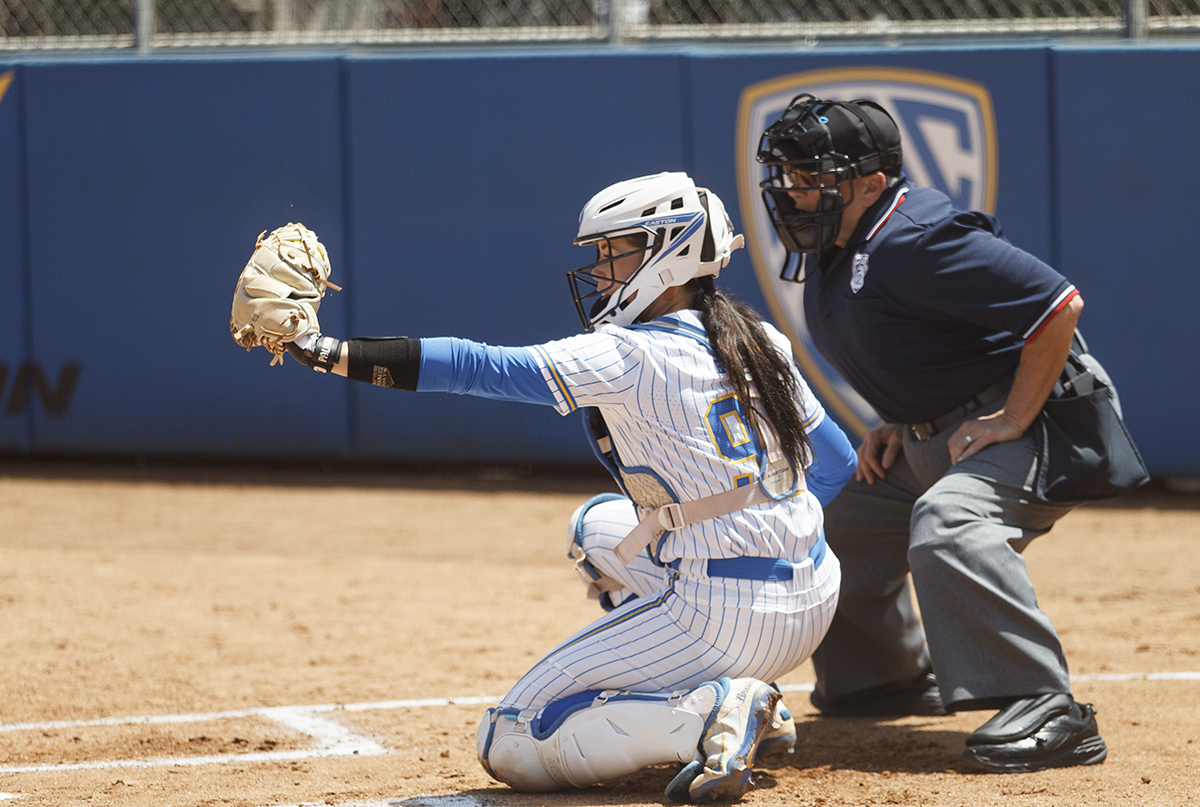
[804,173,1078,426]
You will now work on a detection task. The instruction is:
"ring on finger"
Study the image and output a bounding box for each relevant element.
[964,434,973,444]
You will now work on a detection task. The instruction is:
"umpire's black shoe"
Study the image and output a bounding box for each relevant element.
[963,693,1108,773]
[810,670,946,717]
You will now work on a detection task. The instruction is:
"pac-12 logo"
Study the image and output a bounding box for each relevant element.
[735,67,998,436]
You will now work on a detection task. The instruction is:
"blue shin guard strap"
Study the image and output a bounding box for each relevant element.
[533,691,605,740]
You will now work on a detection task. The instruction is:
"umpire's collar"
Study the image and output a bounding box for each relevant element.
[845,174,910,251]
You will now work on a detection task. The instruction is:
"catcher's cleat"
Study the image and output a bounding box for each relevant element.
[664,677,781,803]
[810,669,946,717]
[963,693,1107,773]
[756,684,796,756]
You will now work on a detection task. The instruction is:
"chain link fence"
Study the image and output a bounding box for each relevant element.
[2,0,1198,49]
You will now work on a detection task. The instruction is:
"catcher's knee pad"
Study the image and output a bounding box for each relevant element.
[476,707,562,792]
[566,492,628,555]
[567,493,630,611]
[476,688,711,792]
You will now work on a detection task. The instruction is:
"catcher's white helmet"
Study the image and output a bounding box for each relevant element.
[568,172,745,330]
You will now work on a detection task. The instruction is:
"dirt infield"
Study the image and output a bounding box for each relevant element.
[1,458,1197,806]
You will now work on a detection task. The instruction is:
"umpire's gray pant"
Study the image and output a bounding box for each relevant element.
[812,400,1077,712]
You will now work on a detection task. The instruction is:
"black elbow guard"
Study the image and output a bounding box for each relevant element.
[345,337,421,391]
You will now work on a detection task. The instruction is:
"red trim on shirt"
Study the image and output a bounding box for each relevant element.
[865,189,907,241]
[1025,288,1080,343]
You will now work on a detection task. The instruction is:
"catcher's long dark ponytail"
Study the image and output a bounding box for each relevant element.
[692,276,812,471]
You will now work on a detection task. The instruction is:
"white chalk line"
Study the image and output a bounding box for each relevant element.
[776,670,1200,692]
[270,798,482,807]
[1071,671,1200,682]
[0,705,388,775]
[0,697,500,775]
[1,674,1196,775]
[0,697,499,735]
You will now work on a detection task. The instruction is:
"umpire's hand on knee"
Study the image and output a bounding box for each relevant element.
[856,424,905,484]
[949,411,1024,464]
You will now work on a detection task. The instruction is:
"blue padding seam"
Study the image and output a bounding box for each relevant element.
[534,690,603,740]
[479,706,518,768]
[582,408,620,482]
[533,690,685,741]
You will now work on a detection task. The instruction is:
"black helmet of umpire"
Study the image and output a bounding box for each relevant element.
[756,95,903,271]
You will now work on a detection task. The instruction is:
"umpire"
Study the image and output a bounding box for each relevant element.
[754,94,1138,772]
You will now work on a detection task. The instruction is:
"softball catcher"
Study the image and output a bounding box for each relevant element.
[231,173,858,800]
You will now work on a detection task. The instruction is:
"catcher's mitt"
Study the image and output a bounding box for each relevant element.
[230,222,342,366]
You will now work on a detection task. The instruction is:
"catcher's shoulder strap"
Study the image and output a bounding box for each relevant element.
[612,482,773,566]
[584,406,805,566]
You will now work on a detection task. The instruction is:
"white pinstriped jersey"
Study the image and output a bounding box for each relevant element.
[499,503,841,712]
[528,309,826,568]
[455,308,849,712]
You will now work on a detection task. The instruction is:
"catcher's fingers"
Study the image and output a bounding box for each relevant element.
[856,424,904,484]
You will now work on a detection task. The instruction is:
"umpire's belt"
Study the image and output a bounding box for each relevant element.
[668,531,827,580]
[909,375,1012,441]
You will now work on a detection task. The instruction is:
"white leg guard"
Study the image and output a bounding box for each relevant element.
[477,686,719,792]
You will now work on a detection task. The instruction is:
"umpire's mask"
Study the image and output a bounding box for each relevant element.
[756,95,903,281]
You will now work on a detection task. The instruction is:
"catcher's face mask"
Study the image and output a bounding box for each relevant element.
[567,230,657,330]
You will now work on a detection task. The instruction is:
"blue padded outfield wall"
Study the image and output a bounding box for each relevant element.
[0,43,1197,475]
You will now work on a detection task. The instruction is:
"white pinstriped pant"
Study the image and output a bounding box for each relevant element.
[499,497,841,711]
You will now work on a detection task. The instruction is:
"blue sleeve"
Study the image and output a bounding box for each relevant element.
[806,416,858,508]
[415,337,558,406]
